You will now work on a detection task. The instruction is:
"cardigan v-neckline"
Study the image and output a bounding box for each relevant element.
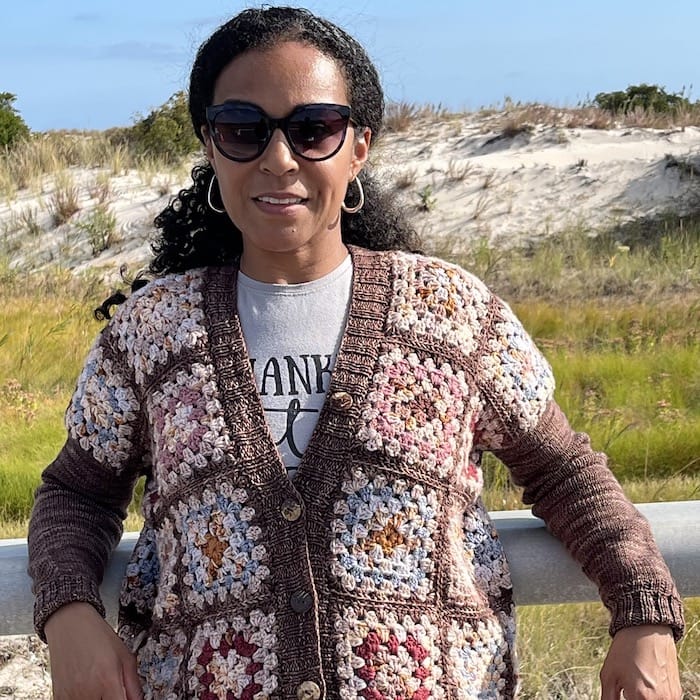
[203,246,394,496]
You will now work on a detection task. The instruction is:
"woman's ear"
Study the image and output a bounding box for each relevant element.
[350,127,371,178]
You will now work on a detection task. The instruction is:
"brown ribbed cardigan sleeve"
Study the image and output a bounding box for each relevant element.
[476,296,685,640]
[28,328,145,640]
[495,401,684,640]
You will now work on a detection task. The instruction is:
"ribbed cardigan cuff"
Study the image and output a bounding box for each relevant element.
[33,574,106,642]
[606,584,685,642]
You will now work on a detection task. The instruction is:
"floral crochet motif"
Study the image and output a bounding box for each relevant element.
[387,254,490,356]
[464,501,512,600]
[447,615,514,698]
[444,499,513,613]
[174,483,269,608]
[110,271,207,385]
[137,628,188,700]
[66,342,140,469]
[120,524,159,619]
[335,607,445,699]
[187,612,278,699]
[474,306,554,449]
[357,348,479,478]
[330,470,438,600]
[148,362,231,496]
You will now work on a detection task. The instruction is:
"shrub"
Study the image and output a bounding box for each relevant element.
[0,92,30,148]
[417,184,437,211]
[76,204,118,255]
[129,91,200,163]
[594,84,691,115]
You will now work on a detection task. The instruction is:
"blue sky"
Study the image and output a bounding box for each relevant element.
[3,0,700,131]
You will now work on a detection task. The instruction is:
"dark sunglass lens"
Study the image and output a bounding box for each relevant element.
[287,107,348,158]
[213,107,269,159]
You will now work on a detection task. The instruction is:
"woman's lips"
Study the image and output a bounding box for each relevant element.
[253,193,308,214]
[256,195,305,205]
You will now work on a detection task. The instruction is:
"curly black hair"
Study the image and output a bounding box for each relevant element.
[148,5,420,276]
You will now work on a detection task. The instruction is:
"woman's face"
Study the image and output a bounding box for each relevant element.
[203,41,371,280]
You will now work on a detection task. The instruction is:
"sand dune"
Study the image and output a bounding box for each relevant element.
[2,114,699,283]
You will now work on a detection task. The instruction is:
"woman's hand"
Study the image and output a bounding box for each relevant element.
[44,602,144,700]
[600,625,682,699]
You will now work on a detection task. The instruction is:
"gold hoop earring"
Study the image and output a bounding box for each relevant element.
[341,177,364,214]
[207,174,226,214]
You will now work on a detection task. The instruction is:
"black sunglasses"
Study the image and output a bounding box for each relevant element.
[205,101,356,162]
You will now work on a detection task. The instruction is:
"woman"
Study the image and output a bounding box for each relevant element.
[28,6,684,699]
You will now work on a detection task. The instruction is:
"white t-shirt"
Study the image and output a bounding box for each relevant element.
[236,256,353,479]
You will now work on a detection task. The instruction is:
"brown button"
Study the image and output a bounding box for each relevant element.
[281,499,302,522]
[330,391,353,410]
[297,680,321,700]
[290,589,314,614]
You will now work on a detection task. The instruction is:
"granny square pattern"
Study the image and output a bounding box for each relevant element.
[474,311,554,449]
[138,628,188,700]
[357,348,479,478]
[335,607,445,699]
[110,270,208,385]
[330,470,438,600]
[447,614,514,697]
[66,342,140,470]
[120,523,159,618]
[174,484,269,608]
[387,254,490,356]
[148,362,231,495]
[187,612,278,699]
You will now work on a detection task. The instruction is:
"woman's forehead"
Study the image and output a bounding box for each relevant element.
[212,42,348,108]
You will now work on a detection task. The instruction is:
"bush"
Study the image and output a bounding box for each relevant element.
[129,91,200,163]
[76,204,118,255]
[0,92,30,148]
[594,84,691,115]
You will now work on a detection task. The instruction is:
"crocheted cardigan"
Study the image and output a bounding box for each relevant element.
[28,247,684,700]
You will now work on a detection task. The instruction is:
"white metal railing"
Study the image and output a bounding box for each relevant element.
[1,501,698,636]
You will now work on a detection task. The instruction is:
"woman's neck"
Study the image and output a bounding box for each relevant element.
[239,239,350,284]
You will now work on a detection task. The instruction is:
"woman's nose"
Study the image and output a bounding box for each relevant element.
[258,128,299,176]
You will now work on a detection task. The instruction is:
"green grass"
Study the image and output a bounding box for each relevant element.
[516,598,700,698]
[439,220,700,303]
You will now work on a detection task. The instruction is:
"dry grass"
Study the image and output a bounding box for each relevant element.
[500,119,535,139]
[394,167,418,189]
[445,158,472,182]
[0,132,116,196]
[484,100,700,132]
[515,598,700,699]
[384,101,454,132]
[382,99,700,137]
[47,174,81,227]
[18,207,42,237]
[430,217,700,303]
[472,190,491,220]
[0,131,190,202]
[87,173,112,205]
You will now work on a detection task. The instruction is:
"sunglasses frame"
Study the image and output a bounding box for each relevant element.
[205,101,356,163]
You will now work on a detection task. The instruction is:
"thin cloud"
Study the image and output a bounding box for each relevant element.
[0,41,186,65]
[96,41,187,63]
